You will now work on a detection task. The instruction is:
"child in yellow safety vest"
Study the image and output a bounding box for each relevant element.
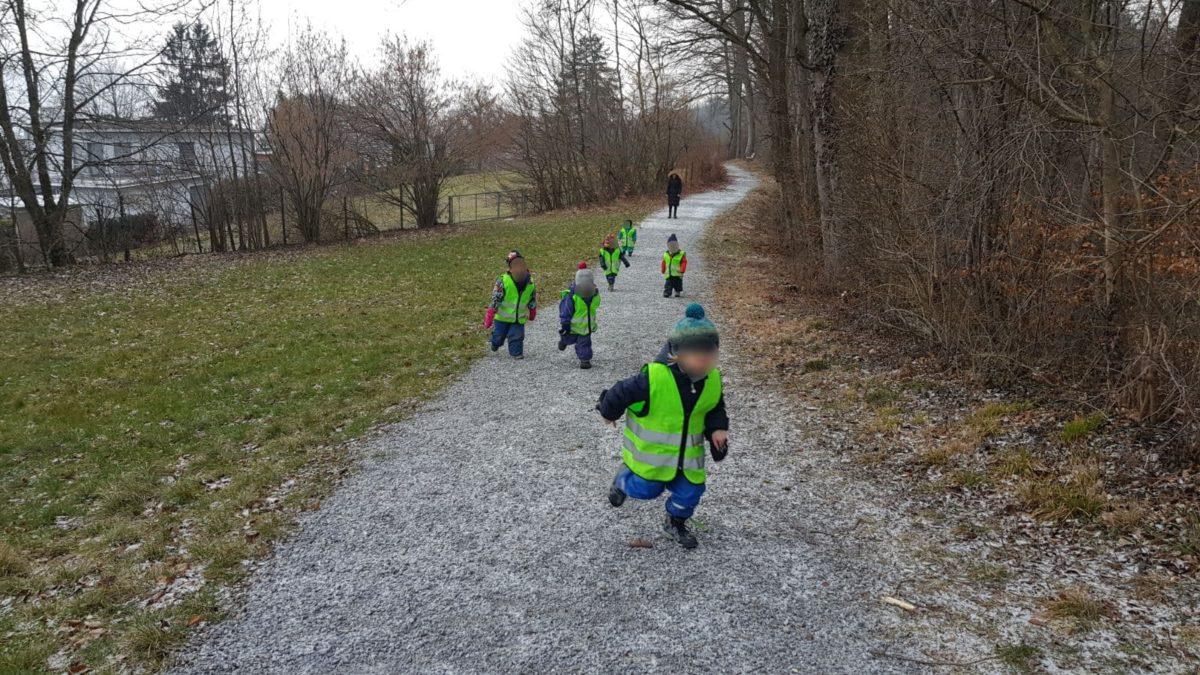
[596,303,729,549]
[599,233,630,291]
[557,262,601,369]
[617,220,637,257]
[484,250,537,359]
[662,233,687,298]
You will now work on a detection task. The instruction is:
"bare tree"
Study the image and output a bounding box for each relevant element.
[353,38,479,228]
[263,26,355,243]
[0,0,197,267]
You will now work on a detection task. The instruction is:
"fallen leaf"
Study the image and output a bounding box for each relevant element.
[186,615,205,627]
[629,538,653,549]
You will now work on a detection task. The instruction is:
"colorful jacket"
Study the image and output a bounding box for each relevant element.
[661,251,688,276]
[490,273,537,310]
[599,246,630,272]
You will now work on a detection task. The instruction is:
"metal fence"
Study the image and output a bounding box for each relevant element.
[446,190,537,225]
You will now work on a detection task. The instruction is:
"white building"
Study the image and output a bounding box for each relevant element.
[63,120,260,226]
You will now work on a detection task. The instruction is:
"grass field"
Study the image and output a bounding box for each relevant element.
[0,199,647,671]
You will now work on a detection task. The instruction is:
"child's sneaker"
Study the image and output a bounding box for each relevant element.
[490,342,500,352]
[557,336,568,351]
[608,476,626,507]
[579,360,592,370]
[663,515,698,549]
[513,353,524,360]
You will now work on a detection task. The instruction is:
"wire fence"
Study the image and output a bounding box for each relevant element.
[446,190,537,225]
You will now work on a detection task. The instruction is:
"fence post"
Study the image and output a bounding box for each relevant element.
[279,185,288,245]
[189,202,202,253]
[448,197,454,225]
[496,192,501,220]
[343,196,350,240]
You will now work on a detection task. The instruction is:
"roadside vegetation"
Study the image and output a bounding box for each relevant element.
[704,170,1199,672]
[0,200,649,671]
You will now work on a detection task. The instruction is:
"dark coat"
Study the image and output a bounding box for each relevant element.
[666,175,683,206]
[596,342,729,437]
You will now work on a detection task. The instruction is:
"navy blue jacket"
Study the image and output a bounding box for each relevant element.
[558,283,599,332]
[597,342,729,438]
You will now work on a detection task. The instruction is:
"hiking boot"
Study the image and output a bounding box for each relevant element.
[579,360,592,370]
[674,291,682,298]
[608,476,626,507]
[490,342,500,352]
[662,289,672,298]
[663,515,698,549]
[557,337,568,351]
[608,281,615,291]
[513,353,524,360]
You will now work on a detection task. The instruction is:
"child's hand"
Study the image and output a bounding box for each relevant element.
[710,430,729,461]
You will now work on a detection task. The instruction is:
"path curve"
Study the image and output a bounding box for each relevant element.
[175,165,923,673]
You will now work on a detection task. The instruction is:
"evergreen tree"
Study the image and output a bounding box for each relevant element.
[152,21,231,124]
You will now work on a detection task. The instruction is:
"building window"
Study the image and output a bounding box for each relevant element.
[177,142,197,170]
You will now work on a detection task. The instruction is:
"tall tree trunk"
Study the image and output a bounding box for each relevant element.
[811,0,869,280]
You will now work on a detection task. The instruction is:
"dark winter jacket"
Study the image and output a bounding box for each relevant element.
[599,246,630,273]
[558,283,599,333]
[666,175,683,206]
[596,341,729,440]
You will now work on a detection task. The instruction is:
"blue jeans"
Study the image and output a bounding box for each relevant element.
[615,466,706,519]
[561,332,593,361]
[491,320,525,356]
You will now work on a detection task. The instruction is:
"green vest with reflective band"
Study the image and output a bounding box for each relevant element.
[561,289,600,335]
[663,250,685,278]
[600,248,622,276]
[622,362,722,485]
[618,226,635,248]
[496,273,535,324]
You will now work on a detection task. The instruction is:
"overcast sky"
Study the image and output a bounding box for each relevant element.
[259,0,529,81]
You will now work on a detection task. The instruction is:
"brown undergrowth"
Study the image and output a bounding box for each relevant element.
[705,167,1199,671]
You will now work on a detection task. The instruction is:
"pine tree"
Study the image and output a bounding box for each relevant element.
[152,21,231,124]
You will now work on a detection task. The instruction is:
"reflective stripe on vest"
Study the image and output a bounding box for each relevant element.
[663,250,685,278]
[601,248,622,275]
[496,273,535,324]
[621,362,722,484]
[565,291,600,335]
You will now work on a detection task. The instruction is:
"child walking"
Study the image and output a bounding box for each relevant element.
[617,219,637,257]
[661,233,687,298]
[484,250,537,359]
[557,262,601,369]
[599,233,630,291]
[597,303,729,549]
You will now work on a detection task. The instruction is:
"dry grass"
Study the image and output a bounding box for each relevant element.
[1099,501,1150,535]
[991,446,1045,479]
[1016,461,1107,521]
[1042,587,1116,630]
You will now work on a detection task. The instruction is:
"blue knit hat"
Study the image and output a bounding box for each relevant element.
[667,233,678,244]
[670,303,719,351]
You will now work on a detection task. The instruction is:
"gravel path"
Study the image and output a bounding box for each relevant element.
[174,166,938,673]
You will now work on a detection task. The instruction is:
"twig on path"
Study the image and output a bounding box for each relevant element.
[868,647,1000,668]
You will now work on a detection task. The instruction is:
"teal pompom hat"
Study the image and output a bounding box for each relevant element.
[670,303,720,352]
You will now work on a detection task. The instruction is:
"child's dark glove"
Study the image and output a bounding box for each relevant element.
[623,259,631,268]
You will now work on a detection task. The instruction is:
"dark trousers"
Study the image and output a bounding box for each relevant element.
[490,320,525,356]
[663,276,683,297]
[605,273,617,289]
[561,332,593,361]
[668,204,679,218]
